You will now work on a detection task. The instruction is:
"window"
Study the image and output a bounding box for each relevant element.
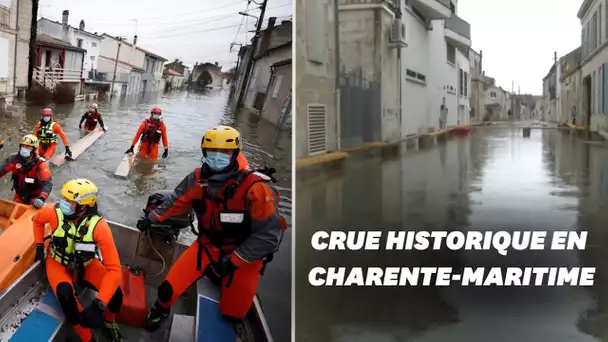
[603,63,608,114]
[305,0,326,63]
[446,42,456,64]
[272,75,283,98]
[459,68,464,96]
[449,1,456,14]
[600,5,603,44]
[582,27,586,59]
[77,39,83,48]
[91,42,97,47]
[464,72,469,96]
[405,68,426,83]
[0,37,8,77]
[490,92,496,98]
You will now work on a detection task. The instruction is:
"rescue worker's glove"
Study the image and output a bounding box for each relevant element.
[0,140,4,150]
[34,243,45,263]
[125,146,134,154]
[102,126,107,132]
[204,257,236,287]
[32,197,45,209]
[65,146,72,158]
[136,217,152,233]
[78,124,82,129]
[162,148,168,159]
[80,298,106,329]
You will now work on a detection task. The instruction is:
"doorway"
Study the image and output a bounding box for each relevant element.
[583,75,592,126]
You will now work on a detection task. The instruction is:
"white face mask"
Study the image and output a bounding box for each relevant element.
[204,152,232,171]
[152,114,160,120]
[42,116,51,122]
[19,147,31,158]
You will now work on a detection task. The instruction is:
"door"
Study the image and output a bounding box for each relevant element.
[142,80,148,94]
[120,84,127,98]
[584,75,592,126]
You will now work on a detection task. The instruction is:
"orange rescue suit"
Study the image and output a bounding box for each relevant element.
[33,206,123,342]
[150,167,285,319]
[0,154,52,204]
[131,118,168,160]
[34,121,69,160]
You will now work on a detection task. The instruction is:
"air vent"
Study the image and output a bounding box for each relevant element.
[307,104,327,155]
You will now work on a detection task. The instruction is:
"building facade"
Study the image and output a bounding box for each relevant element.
[98,34,145,97]
[296,0,338,158]
[400,0,471,136]
[0,0,32,103]
[261,59,291,126]
[243,18,292,111]
[578,0,607,131]
[37,11,102,81]
[559,46,582,124]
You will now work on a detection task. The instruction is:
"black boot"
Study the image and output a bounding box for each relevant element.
[145,301,170,332]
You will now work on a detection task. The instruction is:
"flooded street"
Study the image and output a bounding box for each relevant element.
[296,127,608,342]
[0,90,291,341]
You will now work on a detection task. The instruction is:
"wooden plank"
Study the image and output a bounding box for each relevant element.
[49,127,106,167]
[114,139,141,178]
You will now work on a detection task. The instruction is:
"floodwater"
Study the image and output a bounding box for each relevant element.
[0,89,292,341]
[296,127,608,342]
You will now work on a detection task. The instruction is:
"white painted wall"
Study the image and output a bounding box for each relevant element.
[400,3,471,135]
[244,45,291,108]
[456,48,470,125]
[72,31,101,78]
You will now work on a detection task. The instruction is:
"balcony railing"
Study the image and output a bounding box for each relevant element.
[445,14,471,39]
[33,66,82,90]
[0,6,9,29]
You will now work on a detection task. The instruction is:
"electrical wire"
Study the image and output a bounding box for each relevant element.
[145,234,166,278]
[143,3,292,39]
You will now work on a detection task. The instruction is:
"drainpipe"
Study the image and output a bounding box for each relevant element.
[395,1,402,137]
[12,0,19,97]
[334,0,341,150]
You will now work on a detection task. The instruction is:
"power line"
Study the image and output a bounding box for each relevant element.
[112,3,290,39]
[141,4,291,39]
[89,0,249,25]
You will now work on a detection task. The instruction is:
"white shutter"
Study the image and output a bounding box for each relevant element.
[0,37,9,78]
[307,104,327,155]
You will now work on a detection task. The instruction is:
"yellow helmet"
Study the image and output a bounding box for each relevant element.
[201,125,242,151]
[61,178,99,207]
[20,134,39,148]
[90,103,98,109]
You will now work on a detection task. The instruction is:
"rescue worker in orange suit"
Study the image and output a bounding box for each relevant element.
[0,135,52,207]
[137,125,286,331]
[33,179,123,342]
[79,103,106,132]
[34,108,72,160]
[125,107,168,160]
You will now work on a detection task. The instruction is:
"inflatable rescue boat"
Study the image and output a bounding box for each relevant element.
[0,191,273,341]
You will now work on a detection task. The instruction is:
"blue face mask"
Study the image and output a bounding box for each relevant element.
[152,114,160,120]
[205,152,232,171]
[42,116,51,122]
[19,147,31,158]
[58,199,75,216]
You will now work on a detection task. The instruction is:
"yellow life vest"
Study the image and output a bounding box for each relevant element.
[50,207,102,267]
[38,121,57,143]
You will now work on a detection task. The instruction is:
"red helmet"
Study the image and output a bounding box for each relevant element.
[41,108,52,117]
[151,107,162,114]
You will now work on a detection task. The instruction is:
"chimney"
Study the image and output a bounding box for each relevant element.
[554,51,557,64]
[79,20,85,30]
[62,10,69,26]
[259,17,277,55]
[133,35,138,45]
[214,61,218,66]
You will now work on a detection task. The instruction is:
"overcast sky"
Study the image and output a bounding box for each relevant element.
[459,0,583,95]
[38,0,293,71]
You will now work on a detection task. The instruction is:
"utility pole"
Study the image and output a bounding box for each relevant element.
[110,38,122,99]
[235,0,268,108]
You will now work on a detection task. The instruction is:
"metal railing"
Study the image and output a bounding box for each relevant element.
[445,14,471,39]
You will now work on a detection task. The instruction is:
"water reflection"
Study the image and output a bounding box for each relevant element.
[297,128,605,342]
